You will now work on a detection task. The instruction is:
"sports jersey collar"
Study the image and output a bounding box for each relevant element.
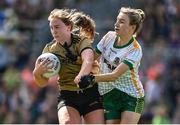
[113,36,134,48]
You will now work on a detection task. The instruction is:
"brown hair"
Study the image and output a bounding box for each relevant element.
[70,10,96,41]
[48,9,73,30]
[120,7,145,34]
[48,9,96,41]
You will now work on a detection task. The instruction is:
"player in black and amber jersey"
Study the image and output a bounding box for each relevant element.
[33,9,104,124]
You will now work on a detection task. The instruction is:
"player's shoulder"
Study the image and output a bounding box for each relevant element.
[100,31,116,42]
[103,31,116,40]
[132,38,142,50]
[72,33,92,46]
[42,40,56,53]
[45,40,56,47]
[72,33,81,44]
[106,31,116,36]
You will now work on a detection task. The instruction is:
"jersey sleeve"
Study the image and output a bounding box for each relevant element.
[123,48,142,70]
[78,38,93,54]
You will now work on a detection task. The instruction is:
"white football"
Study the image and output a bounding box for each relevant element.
[36,53,61,78]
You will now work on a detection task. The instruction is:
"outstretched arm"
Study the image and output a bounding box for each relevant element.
[78,62,130,89]
[95,62,129,82]
[74,48,94,84]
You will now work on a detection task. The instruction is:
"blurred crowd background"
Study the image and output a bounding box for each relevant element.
[0,0,179,124]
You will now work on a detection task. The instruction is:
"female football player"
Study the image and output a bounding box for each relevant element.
[79,7,146,124]
[33,9,104,124]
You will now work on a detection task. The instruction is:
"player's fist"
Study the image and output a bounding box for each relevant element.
[78,74,95,89]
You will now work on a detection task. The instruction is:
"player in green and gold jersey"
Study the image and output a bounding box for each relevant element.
[79,7,146,124]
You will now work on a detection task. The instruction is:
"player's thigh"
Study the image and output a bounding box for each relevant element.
[58,106,81,124]
[120,94,144,124]
[83,109,104,124]
[121,111,141,124]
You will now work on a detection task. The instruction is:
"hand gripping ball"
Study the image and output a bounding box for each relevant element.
[37,53,61,78]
